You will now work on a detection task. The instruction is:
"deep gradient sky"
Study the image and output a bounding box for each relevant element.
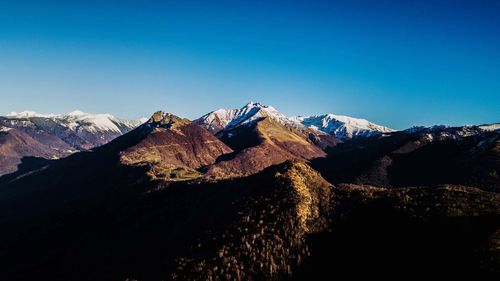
[1,0,499,129]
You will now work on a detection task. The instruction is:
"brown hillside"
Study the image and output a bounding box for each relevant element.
[120,111,233,180]
[205,117,327,178]
[0,128,72,176]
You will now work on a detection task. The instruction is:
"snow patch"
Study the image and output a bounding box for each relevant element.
[479,124,500,132]
[7,111,58,118]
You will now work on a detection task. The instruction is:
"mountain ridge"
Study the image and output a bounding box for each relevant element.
[291,113,394,140]
[0,110,147,176]
[195,102,394,141]
[0,107,498,280]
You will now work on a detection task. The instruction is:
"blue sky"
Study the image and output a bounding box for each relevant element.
[0,0,499,129]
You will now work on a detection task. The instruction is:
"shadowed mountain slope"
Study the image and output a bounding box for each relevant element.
[0,112,145,176]
[312,125,500,192]
[0,161,333,281]
[0,155,498,280]
[204,117,328,178]
[0,127,73,176]
[293,183,500,279]
[0,109,498,280]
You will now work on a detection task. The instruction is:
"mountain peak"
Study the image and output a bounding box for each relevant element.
[243,101,279,112]
[66,110,87,117]
[195,102,289,134]
[291,114,394,140]
[7,110,57,118]
[245,101,265,108]
[148,111,189,128]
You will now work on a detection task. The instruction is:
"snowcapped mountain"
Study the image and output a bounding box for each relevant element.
[395,123,500,146]
[0,110,147,176]
[291,114,394,140]
[479,123,500,132]
[6,111,58,118]
[6,110,147,134]
[194,102,292,134]
[195,102,394,141]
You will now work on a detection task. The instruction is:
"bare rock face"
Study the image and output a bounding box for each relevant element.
[148,111,190,128]
[150,111,165,123]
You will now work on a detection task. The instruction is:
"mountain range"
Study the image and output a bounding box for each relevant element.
[0,103,498,280]
[0,103,392,176]
[0,110,146,175]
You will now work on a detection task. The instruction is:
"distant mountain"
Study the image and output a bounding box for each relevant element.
[312,124,500,192]
[291,114,394,140]
[0,126,71,176]
[196,102,393,141]
[479,123,500,132]
[193,103,340,177]
[195,102,294,134]
[0,110,146,176]
[4,110,146,148]
[195,102,339,149]
[0,107,498,280]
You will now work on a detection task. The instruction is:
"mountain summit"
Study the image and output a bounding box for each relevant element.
[3,110,146,140]
[196,103,335,177]
[0,107,498,280]
[195,102,291,134]
[291,114,394,140]
[196,102,394,140]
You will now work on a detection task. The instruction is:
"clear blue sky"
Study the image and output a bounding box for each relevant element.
[0,0,499,129]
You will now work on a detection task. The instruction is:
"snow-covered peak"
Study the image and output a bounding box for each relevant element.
[479,123,500,132]
[196,102,395,140]
[62,111,123,133]
[291,114,394,140]
[401,123,499,141]
[0,126,12,132]
[195,102,290,133]
[3,110,146,134]
[66,110,87,117]
[7,111,58,118]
